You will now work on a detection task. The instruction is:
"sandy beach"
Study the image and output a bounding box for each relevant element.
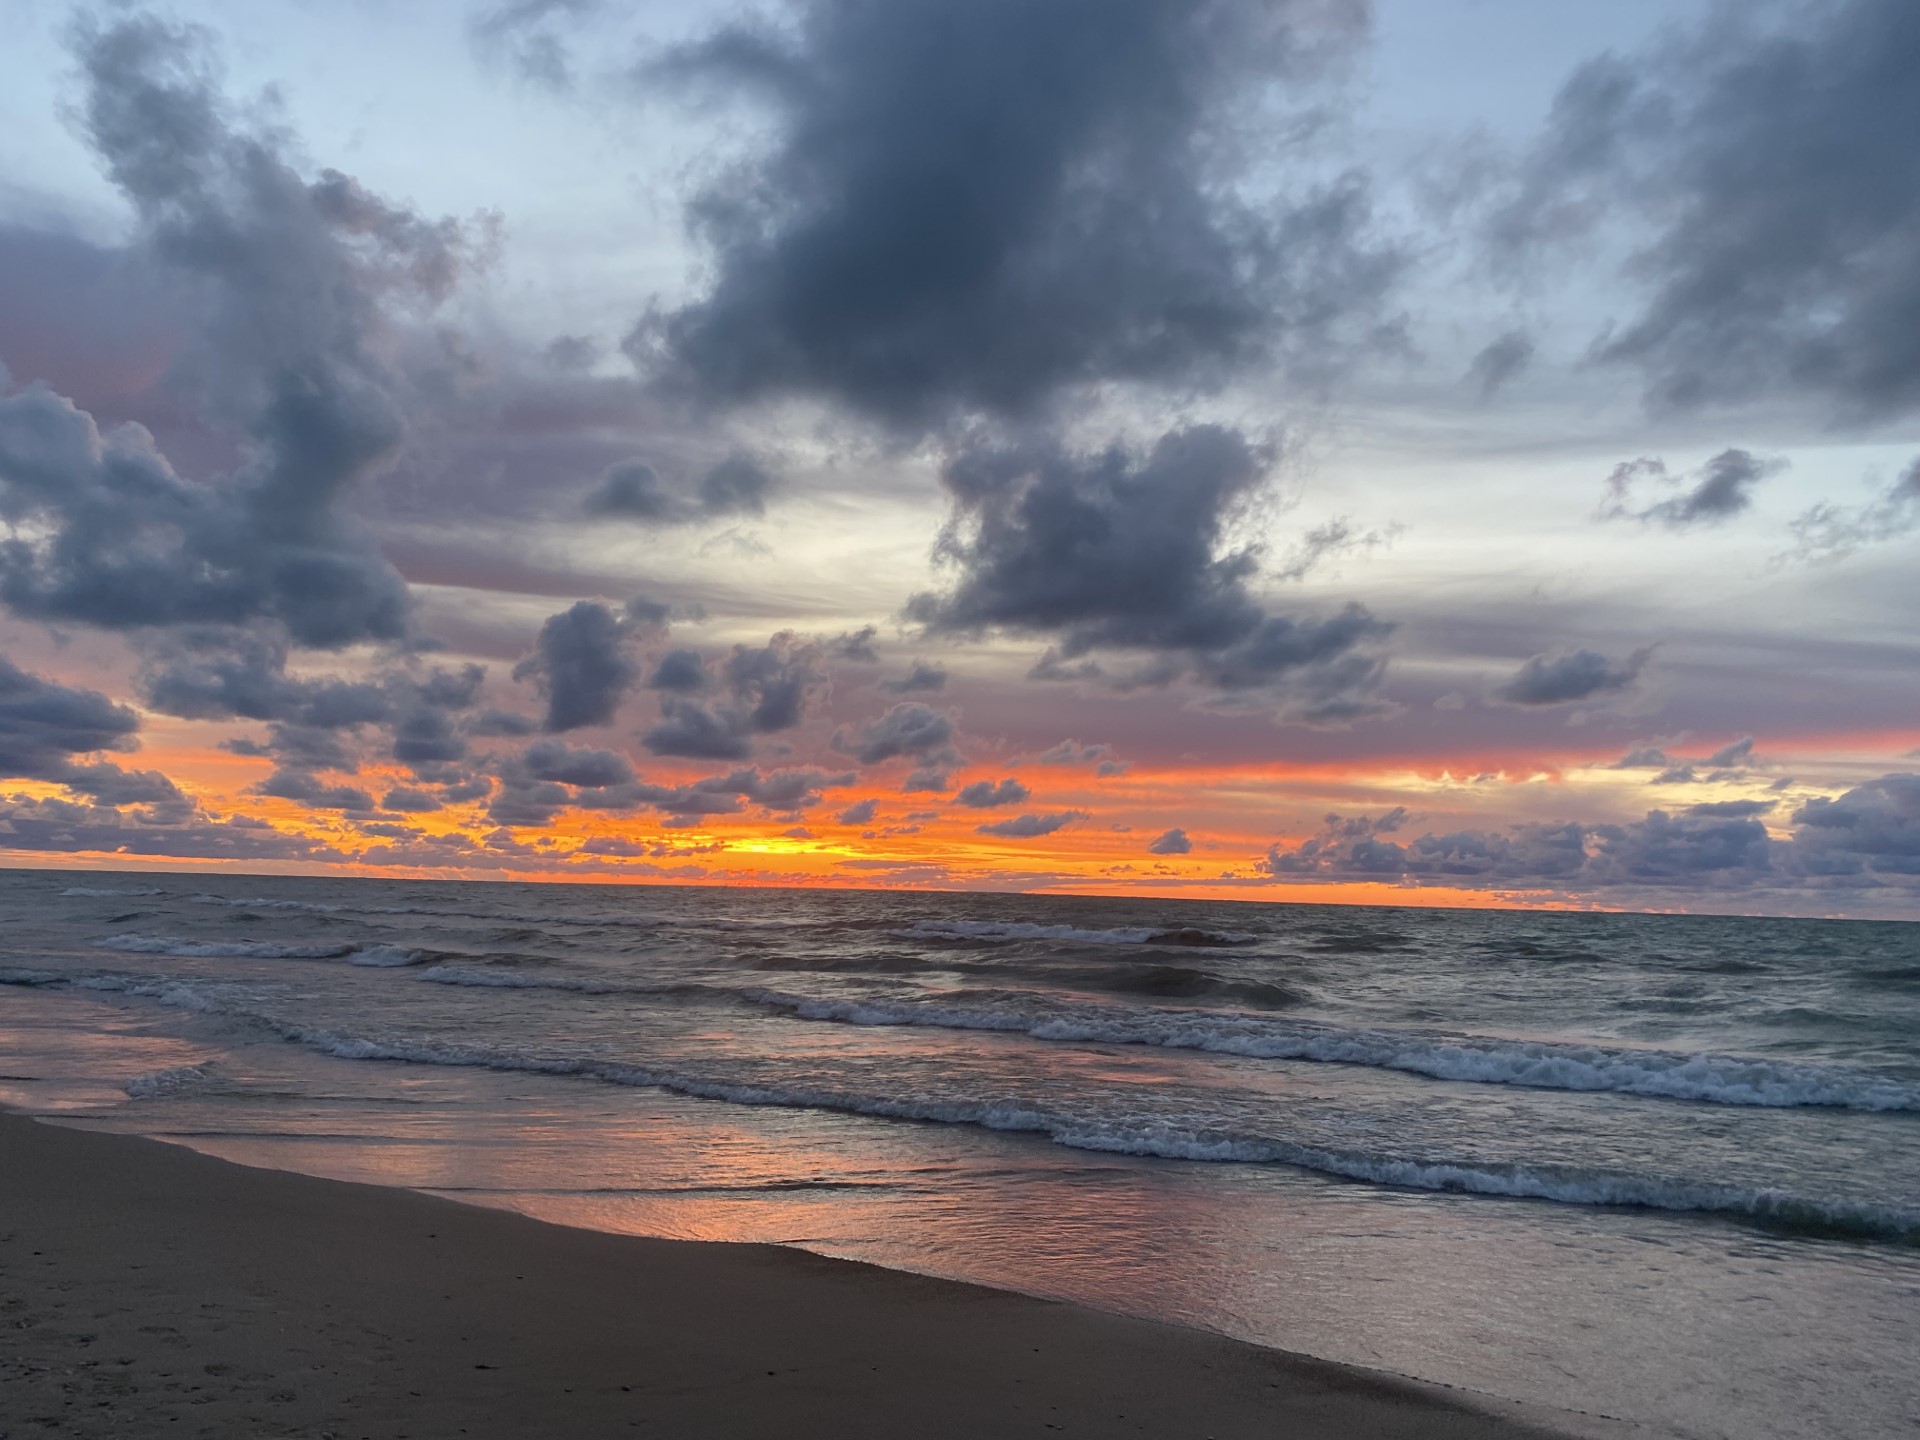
[0,1111,1618,1439]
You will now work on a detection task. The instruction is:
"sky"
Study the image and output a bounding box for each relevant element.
[0,0,1915,916]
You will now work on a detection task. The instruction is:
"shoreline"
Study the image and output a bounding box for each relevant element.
[0,1110,1625,1438]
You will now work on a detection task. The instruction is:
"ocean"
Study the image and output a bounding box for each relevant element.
[2,868,1916,1439]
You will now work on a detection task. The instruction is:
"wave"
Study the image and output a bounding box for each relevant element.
[62,885,163,898]
[125,1063,220,1099]
[417,965,625,995]
[4,965,1914,1244]
[741,990,1920,1113]
[893,920,1257,947]
[93,934,422,966]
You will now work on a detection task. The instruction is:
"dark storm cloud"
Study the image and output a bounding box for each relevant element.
[635,0,1396,427]
[953,777,1029,809]
[1495,647,1651,707]
[0,18,487,649]
[1504,0,1920,422]
[977,809,1088,839]
[1148,827,1192,855]
[639,633,828,760]
[1599,450,1784,528]
[583,454,774,523]
[908,425,1392,722]
[1465,329,1533,399]
[1783,457,1920,565]
[514,601,641,732]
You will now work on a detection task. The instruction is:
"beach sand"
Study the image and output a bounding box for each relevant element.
[0,1111,1621,1438]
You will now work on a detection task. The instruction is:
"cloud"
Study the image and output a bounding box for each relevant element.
[255,769,377,814]
[1465,329,1534,398]
[0,655,140,778]
[514,601,641,732]
[1599,450,1785,528]
[1148,827,1192,855]
[953,777,1029,809]
[908,425,1392,721]
[0,654,193,812]
[1503,0,1920,423]
[1496,646,1651,707]
[835,798,878,825]
[977,809,1088,839]
[0,18,488,648]
[1259,805,1765,888]
[881,662,947,694]
[1790,773,1920,881]
[469,0,599,90]
[832,701,961,789]
[640,632,828,759]
[0,792,333,862]
[584,453,774,523]
[634,0,1395,428]
[1782,457,1920,564]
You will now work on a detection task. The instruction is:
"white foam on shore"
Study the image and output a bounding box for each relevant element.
[124,1063,219,1098]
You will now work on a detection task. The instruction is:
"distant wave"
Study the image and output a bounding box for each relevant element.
[893,920,1257,947]
[744,989,1920,1113]
[62,885,163,898]
[93,934,422,966]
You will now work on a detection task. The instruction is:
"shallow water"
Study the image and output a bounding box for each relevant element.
[4,869,1917,1439]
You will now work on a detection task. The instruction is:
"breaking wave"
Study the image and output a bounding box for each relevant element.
[93,935,422,966]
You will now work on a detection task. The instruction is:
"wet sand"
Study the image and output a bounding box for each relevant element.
[0,1111,1623,1438]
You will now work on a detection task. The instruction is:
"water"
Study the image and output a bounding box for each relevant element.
[3,869,1917,1438]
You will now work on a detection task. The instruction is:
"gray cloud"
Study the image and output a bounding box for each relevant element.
[0,655,140,778]
[515,601,641,732]
[469,0,599,90]
[836,797,878,825]
[953,777,1029,809]
[881,661,948,694]
[1600,450,1784,528]
[1148,826,1192,855]
[0,792,333,862]
[1782,457,1920,565]
[908,425,1391,722]
[1258,776,1920,895]
[634,0,1396,428]
[0,18,487,648]
[1791,774,1920,881]
[832,701,961,790]
[977,809,1088,839]
[1504,0,1920,423]
[1496,646,1651,707]
[584,454,774,524]
[640,632,828,759]
[1465,329,1534,398]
